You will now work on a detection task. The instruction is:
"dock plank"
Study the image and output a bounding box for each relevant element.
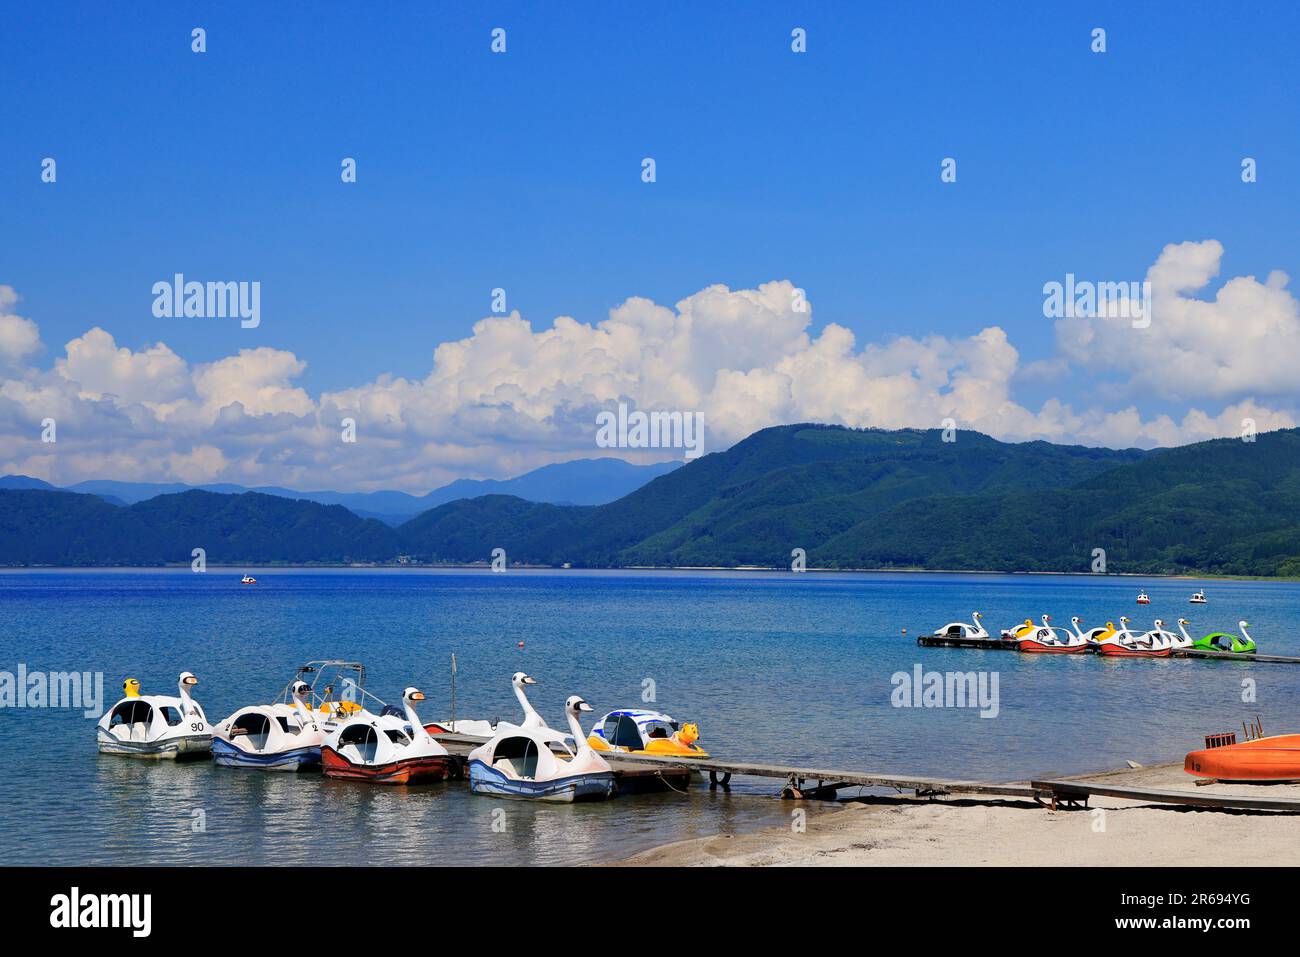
[1031,778,1300,811]
[432,731,1039,798]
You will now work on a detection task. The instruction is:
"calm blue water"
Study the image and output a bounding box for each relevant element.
[1,568,1296,865]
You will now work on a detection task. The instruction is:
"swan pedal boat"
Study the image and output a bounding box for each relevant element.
[1192,621,1257,654]
[1096,618,1174,657]
[1186,734,1300,782]
[1013,615,1089,653]
[931,612,1007,645]
[1189,590,1207,604]
[321,687,456,784]
[427,671,546,739]
[587,709,708,757]
[468,696,616,802]
[212,679,327,771]
[96,673,212,759]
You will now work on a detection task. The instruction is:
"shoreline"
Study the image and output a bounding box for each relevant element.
[611,763,1300,867]
[0,564,1293,582]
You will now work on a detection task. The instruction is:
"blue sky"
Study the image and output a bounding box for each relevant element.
[2,3,1298,489]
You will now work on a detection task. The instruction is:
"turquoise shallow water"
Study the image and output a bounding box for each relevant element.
[1,568,1297,865]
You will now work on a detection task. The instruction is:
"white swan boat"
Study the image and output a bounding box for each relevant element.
[930,612,1004,644]
[1097,617,1174,657]
[1015,614,1089,653]
[468,695,616,802]
[241,574,257,584]
[1171,618,1197,650]
[211,679,327,771]
[1189,590,1208,604]
[96,672,212,759]
[321,687,456,784]
[427,671,543,738]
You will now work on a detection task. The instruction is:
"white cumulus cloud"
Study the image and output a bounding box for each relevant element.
[0,241,1297,491]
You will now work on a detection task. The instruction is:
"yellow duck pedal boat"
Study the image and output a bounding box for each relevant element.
[587,709,708,758]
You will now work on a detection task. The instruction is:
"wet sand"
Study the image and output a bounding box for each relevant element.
[614,764,1300,866]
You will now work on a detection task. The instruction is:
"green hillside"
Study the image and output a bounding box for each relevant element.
[4,425,1298,577]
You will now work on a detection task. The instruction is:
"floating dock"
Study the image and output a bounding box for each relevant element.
[916,634,1018,650]
[915,632,1300,663]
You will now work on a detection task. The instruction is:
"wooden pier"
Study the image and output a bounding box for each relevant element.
[434,732,1300,813]
[915,632,1300,663]
[433,731,1039,801]
[1031,777,1300,812]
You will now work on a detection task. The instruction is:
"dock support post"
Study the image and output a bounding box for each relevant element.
[708,770,732,791]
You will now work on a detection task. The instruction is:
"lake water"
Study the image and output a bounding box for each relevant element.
[1,568,1296,865]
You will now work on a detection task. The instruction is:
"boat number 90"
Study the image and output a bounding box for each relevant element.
[191,722,205,732]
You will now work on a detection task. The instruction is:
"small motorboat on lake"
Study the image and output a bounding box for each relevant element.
[1186,733,1300,781]
[587,709,708,758]
[1189,590,1208,604]
[321,687,456,784]
[468,695,616,802]
[1136,591,1151,605]
[96,672,212,759]
[241,574,257,584]
[212,679,327,771]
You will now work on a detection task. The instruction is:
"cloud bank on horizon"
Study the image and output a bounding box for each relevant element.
[1,239,1296,492]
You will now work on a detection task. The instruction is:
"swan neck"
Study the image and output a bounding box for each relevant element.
[566,710,590,754]
[404,700,430,739]
[514,683,541,725]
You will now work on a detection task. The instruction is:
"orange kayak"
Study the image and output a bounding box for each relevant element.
[1185,734,1300,781]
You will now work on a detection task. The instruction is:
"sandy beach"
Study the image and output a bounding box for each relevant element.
[615,763,1300,866]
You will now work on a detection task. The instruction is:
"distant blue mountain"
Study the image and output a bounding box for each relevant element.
[24,457,681,524]
[0,475,58,491]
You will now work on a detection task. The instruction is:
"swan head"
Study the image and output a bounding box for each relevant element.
[512,672,537,689]
[122,678,140,698]
[1178,618,1189,625]
[1120,616,1129,624]
[1071,616,1082,625]
[565,695,593,716]
[1154,619,1164,628]
[179,672,198,691]
[1240,620,1250,630]
[403,687,426,704]
[1105,621,1114,628]
[291,680,310,699]
[973,612,982,620]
